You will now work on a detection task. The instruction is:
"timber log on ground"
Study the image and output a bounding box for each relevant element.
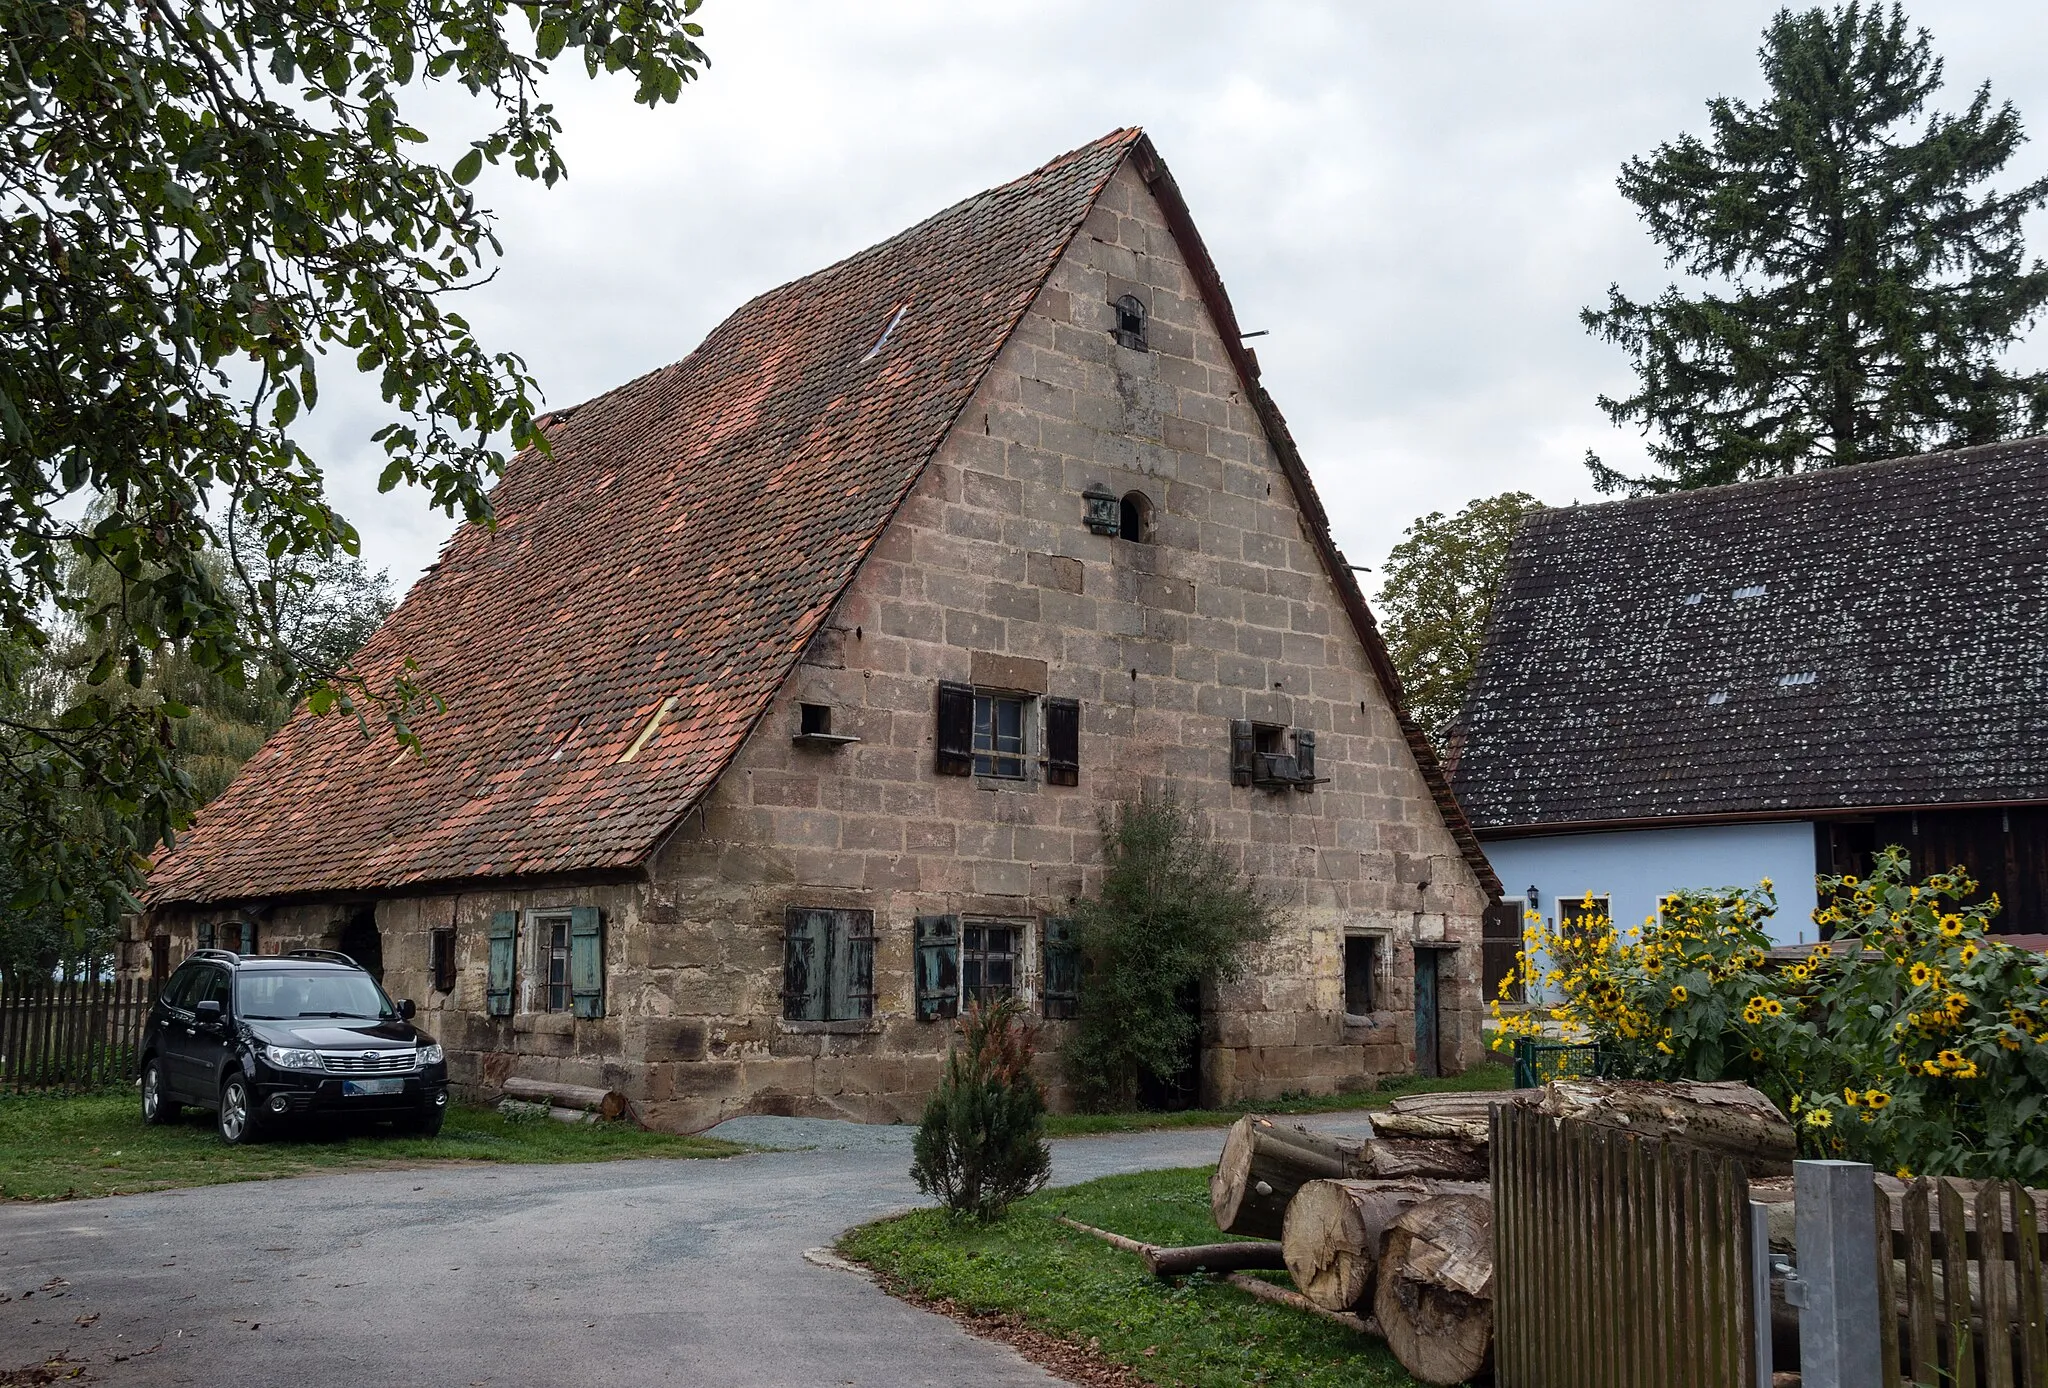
[1535,1078,1796,1176]
[499,1077,632,1121]
[1209,1112,1501,1239]
[1279,1177,1489,1313]
[1373,1193,1495,1386]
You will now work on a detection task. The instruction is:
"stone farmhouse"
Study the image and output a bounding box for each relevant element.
[138,130,1502,1130]
[1453,438,2048,970]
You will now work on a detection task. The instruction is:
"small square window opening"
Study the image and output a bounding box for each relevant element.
[1344,935,1378,1016]
[963,923,1018,1005]
[800,703,832,735]
[973,694,1028,779]
[1112,294,1148,351]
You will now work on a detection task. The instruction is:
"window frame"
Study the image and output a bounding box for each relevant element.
[429,926,457,994]
[972,692,1030,780]
[1343,933,1381,1018]
[1556,893,1612,946]
[961,917,1024,1008]
[531,910,574,1013]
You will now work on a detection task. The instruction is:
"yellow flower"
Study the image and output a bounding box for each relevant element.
[1749,1048,1764,1062]
[1923,1060,1944,1076]
[1656,1040,1674,1055]
[1940,915,1964,938]
[1763,999,1784,1017]
[1909,962,1935,987]
[1669,985,1688,1005]
[1864,1090,1889,1110]
[1896,1166,1913,1179]
[1843,1087,1860,1106]
[1960,943,1980,966]
[1804,1108,1833,1129]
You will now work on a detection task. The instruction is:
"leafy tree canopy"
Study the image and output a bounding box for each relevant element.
[1,0,709,927]
[1376,492,1543,749]
[1585,2,2048,493]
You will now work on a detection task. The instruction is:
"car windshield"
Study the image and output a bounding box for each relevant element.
[236,969,393,1021]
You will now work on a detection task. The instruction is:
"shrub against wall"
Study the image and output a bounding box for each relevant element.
[1061,796,1279,1112]
[911,998,1051,1221]
[1494,847,2048,1180]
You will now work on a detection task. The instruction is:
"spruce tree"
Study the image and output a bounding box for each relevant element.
[1585,3,2048,493]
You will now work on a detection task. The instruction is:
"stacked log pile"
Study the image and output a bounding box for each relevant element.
[1201,1080,1796,1385]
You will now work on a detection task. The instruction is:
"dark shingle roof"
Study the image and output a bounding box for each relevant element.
[1452,437,2048,831]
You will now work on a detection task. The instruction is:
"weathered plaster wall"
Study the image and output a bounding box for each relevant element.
[136,156,1488,1130]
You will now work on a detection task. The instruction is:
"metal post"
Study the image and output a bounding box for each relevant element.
[1793,1159,1881,1388]
[1751,1199,1774,1388]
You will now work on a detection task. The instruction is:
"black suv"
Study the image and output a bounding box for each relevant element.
[140,949,449,1144]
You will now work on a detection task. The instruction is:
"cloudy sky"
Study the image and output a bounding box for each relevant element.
[302,1,2048,600]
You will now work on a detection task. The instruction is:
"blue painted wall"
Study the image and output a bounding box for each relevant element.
[1481,821,1822,957]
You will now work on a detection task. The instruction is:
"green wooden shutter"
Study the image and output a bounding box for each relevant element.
[239,920,257,955]
[1045,698,1080,786]
[827,910,876,1021]
[1293,728,1317,790]
[197,921,215,952]
[486,911,516,1017]
[783,909,826,1021]
[935,681,975,776]
[569,907,605,1019]
[1230,720,1256,786]
[915,914,960,1021]
[1042,918,1080,1020]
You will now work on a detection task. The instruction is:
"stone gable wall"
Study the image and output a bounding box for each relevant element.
[135,158,1488,1131]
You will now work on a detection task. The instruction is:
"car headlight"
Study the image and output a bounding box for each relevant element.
[417,1043,444,1066]
[258,1044,322,1071]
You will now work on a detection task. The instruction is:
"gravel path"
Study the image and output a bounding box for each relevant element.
[0,1115,1375,1387]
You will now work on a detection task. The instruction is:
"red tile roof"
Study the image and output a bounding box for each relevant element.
[148,128,1500,906]
[148,130,1144,904]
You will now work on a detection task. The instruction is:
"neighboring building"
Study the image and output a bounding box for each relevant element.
[136,130,1501,1130]
[1452,438,2048,967]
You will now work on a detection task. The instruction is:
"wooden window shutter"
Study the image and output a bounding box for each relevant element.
[1230,720,1256,786]
[783,909,827,1021]
[1045,698,1080,786]
[827,910,877,1021]
[430,927,457,994]
[1293,728,1317,790]
[935,681,975,776]
[238,920,257,955]
[1041,917,1081,1020]
[197,921,215,952]
[915,914,960,1021]
[569,907,605,1019]
[486,911,517,1017]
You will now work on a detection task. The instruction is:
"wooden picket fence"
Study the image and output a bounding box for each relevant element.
[0,975,152,1091]
[1884,1176,2048,1387]
[1493,1103,1761,1388]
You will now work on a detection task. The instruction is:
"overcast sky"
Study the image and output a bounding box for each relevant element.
[300,1,2048,600]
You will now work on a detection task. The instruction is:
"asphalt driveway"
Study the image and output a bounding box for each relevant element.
[0,1115,1376,1386]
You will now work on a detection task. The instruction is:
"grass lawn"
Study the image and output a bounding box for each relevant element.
[0,1089,745,1201]
[840,1166,1429,1387]
[1039,1061,1513,1137]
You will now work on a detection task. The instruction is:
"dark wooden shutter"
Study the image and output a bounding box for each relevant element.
[1293,728,1317,790]
[1042,917,1080,1020]
[783,909,826,1021]
[915,914,960,1021]
[1045,698,1080,786]
[569,906,605,1019]
[828,910,876,1021]
[486,911,516,1017]
[430,927,457,994]
[238,920,257,955]
[197,921,215,952]
[1230,720,1256,786]
[935,681,975,776]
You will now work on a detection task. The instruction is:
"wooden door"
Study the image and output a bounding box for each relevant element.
[1414,949,1441,1078]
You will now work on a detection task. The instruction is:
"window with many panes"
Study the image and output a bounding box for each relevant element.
[783,908,876,1022]
[972,694,1028,779]
[484,908,606,1019]
[537,913,573,1012]
[917,915,1045,1020]
[962,921,1018,1004]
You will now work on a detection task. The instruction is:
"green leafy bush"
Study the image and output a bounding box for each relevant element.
[1062,795,1280,1111]
[911,997,1051,1221]
[1495,847,2048,1179]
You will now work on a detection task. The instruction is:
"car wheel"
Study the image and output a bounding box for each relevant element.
[217,1075,262,1146]
[141,1059,180,1125]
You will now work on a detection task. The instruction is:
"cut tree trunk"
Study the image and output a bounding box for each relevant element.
[1280,1178,1489,1313]
[500,1076,631,1121]
[1369,1089,1534,1145]
[1535,1079,1795,1176]
[1374,1194,1495,1386]
[1211,1116,1364,1240]
[1354,1138,1488,1181]
[1145,1242,1289,1278]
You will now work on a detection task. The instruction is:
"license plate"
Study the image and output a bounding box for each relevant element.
[342,1078,403,1097]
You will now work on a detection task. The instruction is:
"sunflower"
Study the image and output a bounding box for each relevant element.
[1669,985,1688,1005]
[1804,1108,1833,1129]
[1763,999,1785,1017]
[1864,1090,1889,1110]
[1960,943,1980,966]
[1909,962,1935,987]
[1749,1048,1765,1062]
[1843,1087,1861,1106]
[1940,915,1965,939]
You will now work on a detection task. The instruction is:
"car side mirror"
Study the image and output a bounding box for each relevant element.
[399,999,417,1021]
[195,999,223,1023]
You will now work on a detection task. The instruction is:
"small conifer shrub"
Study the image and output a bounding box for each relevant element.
[911,997,1052,1221]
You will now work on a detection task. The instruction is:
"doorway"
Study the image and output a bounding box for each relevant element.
[1414,948,1443,1079]
[336,908,384,983]
[1137,978,1204,1111]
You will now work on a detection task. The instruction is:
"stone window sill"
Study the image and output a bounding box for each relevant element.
[778,1019,883,1036]
[511,1012,577,1036]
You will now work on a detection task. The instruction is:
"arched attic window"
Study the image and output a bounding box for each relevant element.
[1112,294,1148,351]
[1119,491,1154,542]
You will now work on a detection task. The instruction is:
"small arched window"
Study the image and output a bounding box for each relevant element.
[1119,490,1153,542]
[1112,294,1148,351]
